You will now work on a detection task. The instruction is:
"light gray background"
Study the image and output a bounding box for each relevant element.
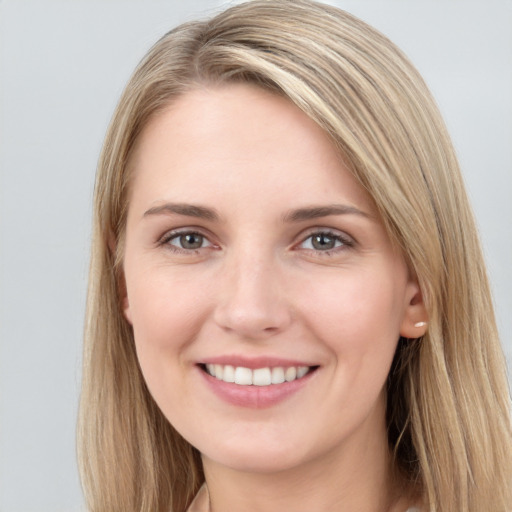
[1,1,511,510]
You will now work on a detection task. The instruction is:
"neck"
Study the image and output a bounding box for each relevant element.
[201,401,412,512]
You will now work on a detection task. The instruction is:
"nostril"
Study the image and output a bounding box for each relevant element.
[214,305,291,339]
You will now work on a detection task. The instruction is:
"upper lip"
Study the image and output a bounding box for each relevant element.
[199,355,318,369]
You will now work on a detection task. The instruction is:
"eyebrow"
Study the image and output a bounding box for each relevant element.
[283,204,372,222]
[142,202,371,223]
[143,202,219,221]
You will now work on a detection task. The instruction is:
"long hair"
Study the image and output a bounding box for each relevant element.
[78,1,512,510]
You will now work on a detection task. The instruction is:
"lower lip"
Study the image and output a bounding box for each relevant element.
[199,367,316,409]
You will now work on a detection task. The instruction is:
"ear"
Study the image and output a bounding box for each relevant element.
[121,280,133,325]
[118,269,133,325]
[108,231,133,325]
[399,279,428,338]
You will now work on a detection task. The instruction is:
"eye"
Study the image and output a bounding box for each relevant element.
[161,231,213,251]
[299,231,352,252]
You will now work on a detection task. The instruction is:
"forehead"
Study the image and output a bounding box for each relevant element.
[127,83,374,216]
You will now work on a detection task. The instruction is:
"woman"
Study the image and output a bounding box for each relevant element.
[77,1,512,511]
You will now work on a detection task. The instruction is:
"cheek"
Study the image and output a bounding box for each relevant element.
[125,277,208,434]
[127,264,204,337]
[124,266,209,388]
[299,267,406,343]
[296,267,406,398]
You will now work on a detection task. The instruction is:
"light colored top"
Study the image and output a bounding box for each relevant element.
[186,485,421,512]
[186,484,209,512]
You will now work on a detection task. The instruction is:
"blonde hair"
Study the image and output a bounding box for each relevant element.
[78,1,512,511]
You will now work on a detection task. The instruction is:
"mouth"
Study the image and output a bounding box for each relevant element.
[200,363,318,386]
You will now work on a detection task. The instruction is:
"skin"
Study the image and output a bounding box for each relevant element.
[122,83,427,512]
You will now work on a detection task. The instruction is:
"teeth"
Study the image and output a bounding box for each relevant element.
[234,366,252,385]
[205,364,312,386]
[285,367,297,382]
[271,367,285,384]
[214,364,224,380]
[223,365,235,383]
[253,368,271,386]
[297,366,309,378]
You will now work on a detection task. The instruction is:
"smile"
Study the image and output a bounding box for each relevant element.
[204,364,313,386]
[199,361,319,408]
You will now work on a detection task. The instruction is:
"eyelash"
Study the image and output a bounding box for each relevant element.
[157,228,355,256]
[158,229,214,254]
[297,230,354,255]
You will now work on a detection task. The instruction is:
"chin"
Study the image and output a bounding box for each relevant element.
[206,453,303,475]
[200,437,314,475]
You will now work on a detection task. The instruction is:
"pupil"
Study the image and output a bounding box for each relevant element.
[312,234,335,250]
[180,234,202,249]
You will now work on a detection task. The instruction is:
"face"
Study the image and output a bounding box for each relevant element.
[122,83,426,475]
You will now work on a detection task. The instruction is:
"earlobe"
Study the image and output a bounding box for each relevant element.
[123,295,133,325]
[119,272,133,325]
[400,281,428,338]
[108,232,133,325]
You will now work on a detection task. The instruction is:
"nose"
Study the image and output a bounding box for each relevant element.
[213,250,292,340]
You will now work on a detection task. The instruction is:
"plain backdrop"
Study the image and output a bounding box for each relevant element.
[0,1,511,510]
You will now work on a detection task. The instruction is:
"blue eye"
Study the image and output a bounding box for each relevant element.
[300,232,348,251]
[166,232,212,250]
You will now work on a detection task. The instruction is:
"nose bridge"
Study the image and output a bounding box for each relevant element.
[213,244,291,338]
